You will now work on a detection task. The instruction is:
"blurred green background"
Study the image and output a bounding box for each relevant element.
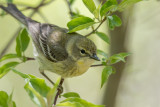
[0,0,160,107]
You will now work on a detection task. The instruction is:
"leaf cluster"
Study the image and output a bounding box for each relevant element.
[0,29,30,79]
[97,50,131,87]
[67,0,142,33]
[67,0,140,88]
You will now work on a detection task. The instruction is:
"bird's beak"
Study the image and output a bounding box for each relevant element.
[90,53,100,61]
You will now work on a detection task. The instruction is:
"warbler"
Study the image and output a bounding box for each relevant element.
[0,4,100,79]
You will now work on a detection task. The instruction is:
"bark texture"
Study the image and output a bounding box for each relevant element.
[102,10,129,107]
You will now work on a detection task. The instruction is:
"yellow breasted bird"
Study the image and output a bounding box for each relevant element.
[0,4,100,84]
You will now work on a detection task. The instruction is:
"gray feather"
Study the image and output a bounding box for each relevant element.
[0,3,69,62]
[0,3,27,25]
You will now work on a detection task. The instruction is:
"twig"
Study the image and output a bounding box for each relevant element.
[37,11,49,23]
[43,0,55,6]
[54,78,64,105]
[65,0,74,17]
[26,57,35,61]
[85,17,107,37]
[91,64,103,67]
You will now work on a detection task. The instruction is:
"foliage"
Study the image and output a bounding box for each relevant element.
[0,0,143,106]
[96,32,110,44]
[67,16,96,33]
[16,28,30,57]
[0,91,16,107]
[57,97,105,107]
[0,28,29,79]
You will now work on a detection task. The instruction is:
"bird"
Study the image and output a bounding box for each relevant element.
[0,3,100,84]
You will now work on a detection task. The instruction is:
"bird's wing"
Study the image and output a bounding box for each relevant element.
[0,4,68,62]
[35,23,68,62]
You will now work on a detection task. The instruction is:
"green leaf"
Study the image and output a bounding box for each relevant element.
[59,97,105,107]
[12,102,16,107]
[8,91,16,107]
[71,12,85,19]
[100,0,117,17]
[11,69,59,107]
[110,54,124,64]
[109,52,131,64]
[109,0,118,4]
[20,29,30,52]
[16,28,30,57]
[11,69,51,107]
[0,62,19,78]
[67,17,96,33]
[16,32,22,57]
[0,10,6,16]
[7,0,13,3]
[119,52,131,58]
[101,58,107,66]
[118,0,142,11]
[29,78,51,97]
[93,3,101,19]
[101,5,117,17]
[97,49,108,58]
[0,54,19,62]
[0,91,16,107]
[24,83,47,107]
[107,15,122,30]
[101,66,113,88]
[69,0,76,5]
[20,74,50,107]
[46,77,61,107]
[12,68,30,79]
[82,0,96,13]
[56,101,83,107]
[0,91,9,107]
[62,92,80,98]
[96,32,110,44]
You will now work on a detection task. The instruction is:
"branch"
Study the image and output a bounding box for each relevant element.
[43,0,55,6]
[53,78,64,105]
[85,17,107,37]
[91,64,103,67]
[38,11,49,23]
[65,0,74,17]
[26,57,35,61]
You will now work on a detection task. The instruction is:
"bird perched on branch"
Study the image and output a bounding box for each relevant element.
[0,3,100,83]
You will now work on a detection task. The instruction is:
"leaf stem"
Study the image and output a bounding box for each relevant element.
[65,0,74,17]
[85,17,107,37]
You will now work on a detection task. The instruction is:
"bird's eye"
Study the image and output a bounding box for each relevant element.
[80,49,86,54]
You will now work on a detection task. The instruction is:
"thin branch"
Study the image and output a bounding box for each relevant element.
[37,11,49,23]
[85,17,107,37]
[65,0,74,17]
[54,78,64,105]
[43,0,55,6]
[26,57,35,61]
[91,64,103,67]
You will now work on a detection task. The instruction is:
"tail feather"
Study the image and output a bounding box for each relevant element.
[0,3,28,26]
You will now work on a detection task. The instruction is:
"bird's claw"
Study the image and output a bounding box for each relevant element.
[57,85,63,95]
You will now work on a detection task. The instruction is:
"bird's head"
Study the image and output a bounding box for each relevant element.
[66,35,100,61]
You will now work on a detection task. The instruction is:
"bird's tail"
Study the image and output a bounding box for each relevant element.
[0,3,28,26]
